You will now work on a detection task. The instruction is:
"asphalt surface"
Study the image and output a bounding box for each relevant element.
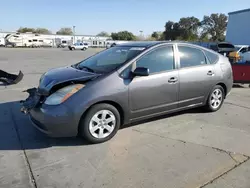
[0,48,250,188]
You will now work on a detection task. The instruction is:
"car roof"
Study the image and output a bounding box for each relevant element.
[116,41,222,55]
[116,41,168,48]
[116,41,207,49]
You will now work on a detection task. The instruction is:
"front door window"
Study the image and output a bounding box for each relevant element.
[136,46,174,74]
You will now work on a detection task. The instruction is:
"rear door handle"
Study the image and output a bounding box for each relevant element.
[168,77,178,83]
[207,70,214,76]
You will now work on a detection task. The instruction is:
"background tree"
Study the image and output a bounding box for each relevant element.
[151,31,163,40]
[17,27,36,33]
[144,35,157,41]
[111,31,136,41]
[35,28,52,34]
[56,27,73,35]
[201,13,228,41]
[163,21,181,40]
[199,33,211,42]
[163,17,200,41]
[97,31,110,37]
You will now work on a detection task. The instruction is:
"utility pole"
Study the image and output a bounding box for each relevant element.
[139,30,143,40]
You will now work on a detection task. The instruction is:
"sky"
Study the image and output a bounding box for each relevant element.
[0,0,249,36]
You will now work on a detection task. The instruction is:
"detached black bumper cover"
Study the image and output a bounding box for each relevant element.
[20,88,42,114]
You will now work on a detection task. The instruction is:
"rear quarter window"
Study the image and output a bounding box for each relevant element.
[204,50,219,64]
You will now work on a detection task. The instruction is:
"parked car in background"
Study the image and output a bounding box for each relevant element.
[210,42,236,57]
[21,41,233,144]
[241,51,250,63]
[235,45,250,54]
[229,45,250,63]
[68,42,88,51]
[236,45,250,62]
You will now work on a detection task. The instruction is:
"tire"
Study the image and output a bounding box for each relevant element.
[79,103,121,144]
[205,85,225,112]
[82,47,87,51]
[71,47,75,50]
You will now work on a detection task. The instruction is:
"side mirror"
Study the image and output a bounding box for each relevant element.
[132,67,149,76]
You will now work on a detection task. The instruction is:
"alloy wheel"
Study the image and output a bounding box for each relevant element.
[89,110,116,139]
[210,88,223,109]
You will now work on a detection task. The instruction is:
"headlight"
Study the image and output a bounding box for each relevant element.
[44,84,84,105]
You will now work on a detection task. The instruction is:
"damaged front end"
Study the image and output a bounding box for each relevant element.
[20,82,88,114]
[20,87,45,114]
[20,66,100,114]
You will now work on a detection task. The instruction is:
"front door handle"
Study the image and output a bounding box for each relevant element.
[207,70,214,76]
[168,77,178,83]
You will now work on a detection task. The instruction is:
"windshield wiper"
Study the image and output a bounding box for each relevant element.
[77,65,95,73]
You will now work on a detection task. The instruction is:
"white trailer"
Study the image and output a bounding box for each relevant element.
[0,38,5,46]
[5,33,53,47]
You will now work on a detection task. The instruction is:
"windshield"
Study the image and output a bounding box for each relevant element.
[235,47,250,53]
[74,46,145,73]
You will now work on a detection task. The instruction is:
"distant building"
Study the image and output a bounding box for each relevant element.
[226,8,250,45]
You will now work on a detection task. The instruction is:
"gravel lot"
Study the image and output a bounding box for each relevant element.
[0,48,250,188]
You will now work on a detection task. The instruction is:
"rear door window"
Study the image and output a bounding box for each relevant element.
[178,46,207,68]
[204,50,219,64]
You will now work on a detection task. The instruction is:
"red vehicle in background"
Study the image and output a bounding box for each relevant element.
[209,42,250,85]
[229,46,250,85]
[231,62,250,84]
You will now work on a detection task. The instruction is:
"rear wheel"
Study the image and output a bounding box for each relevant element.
[79,103,121,144]
[82,47,87,51]
[205,85,225,112]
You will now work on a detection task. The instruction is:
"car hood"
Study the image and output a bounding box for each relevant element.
[38,66,100,94]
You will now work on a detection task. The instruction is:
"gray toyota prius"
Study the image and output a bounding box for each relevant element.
[21,41,233,144]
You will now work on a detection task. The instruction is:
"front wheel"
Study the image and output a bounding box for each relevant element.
[79,103,121,144]
[205,85,225,112]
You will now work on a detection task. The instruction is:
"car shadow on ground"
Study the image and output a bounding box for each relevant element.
[121,107,205,130]
[233,83,250,88]
[0,101,92,151]
[0,100,207,151]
